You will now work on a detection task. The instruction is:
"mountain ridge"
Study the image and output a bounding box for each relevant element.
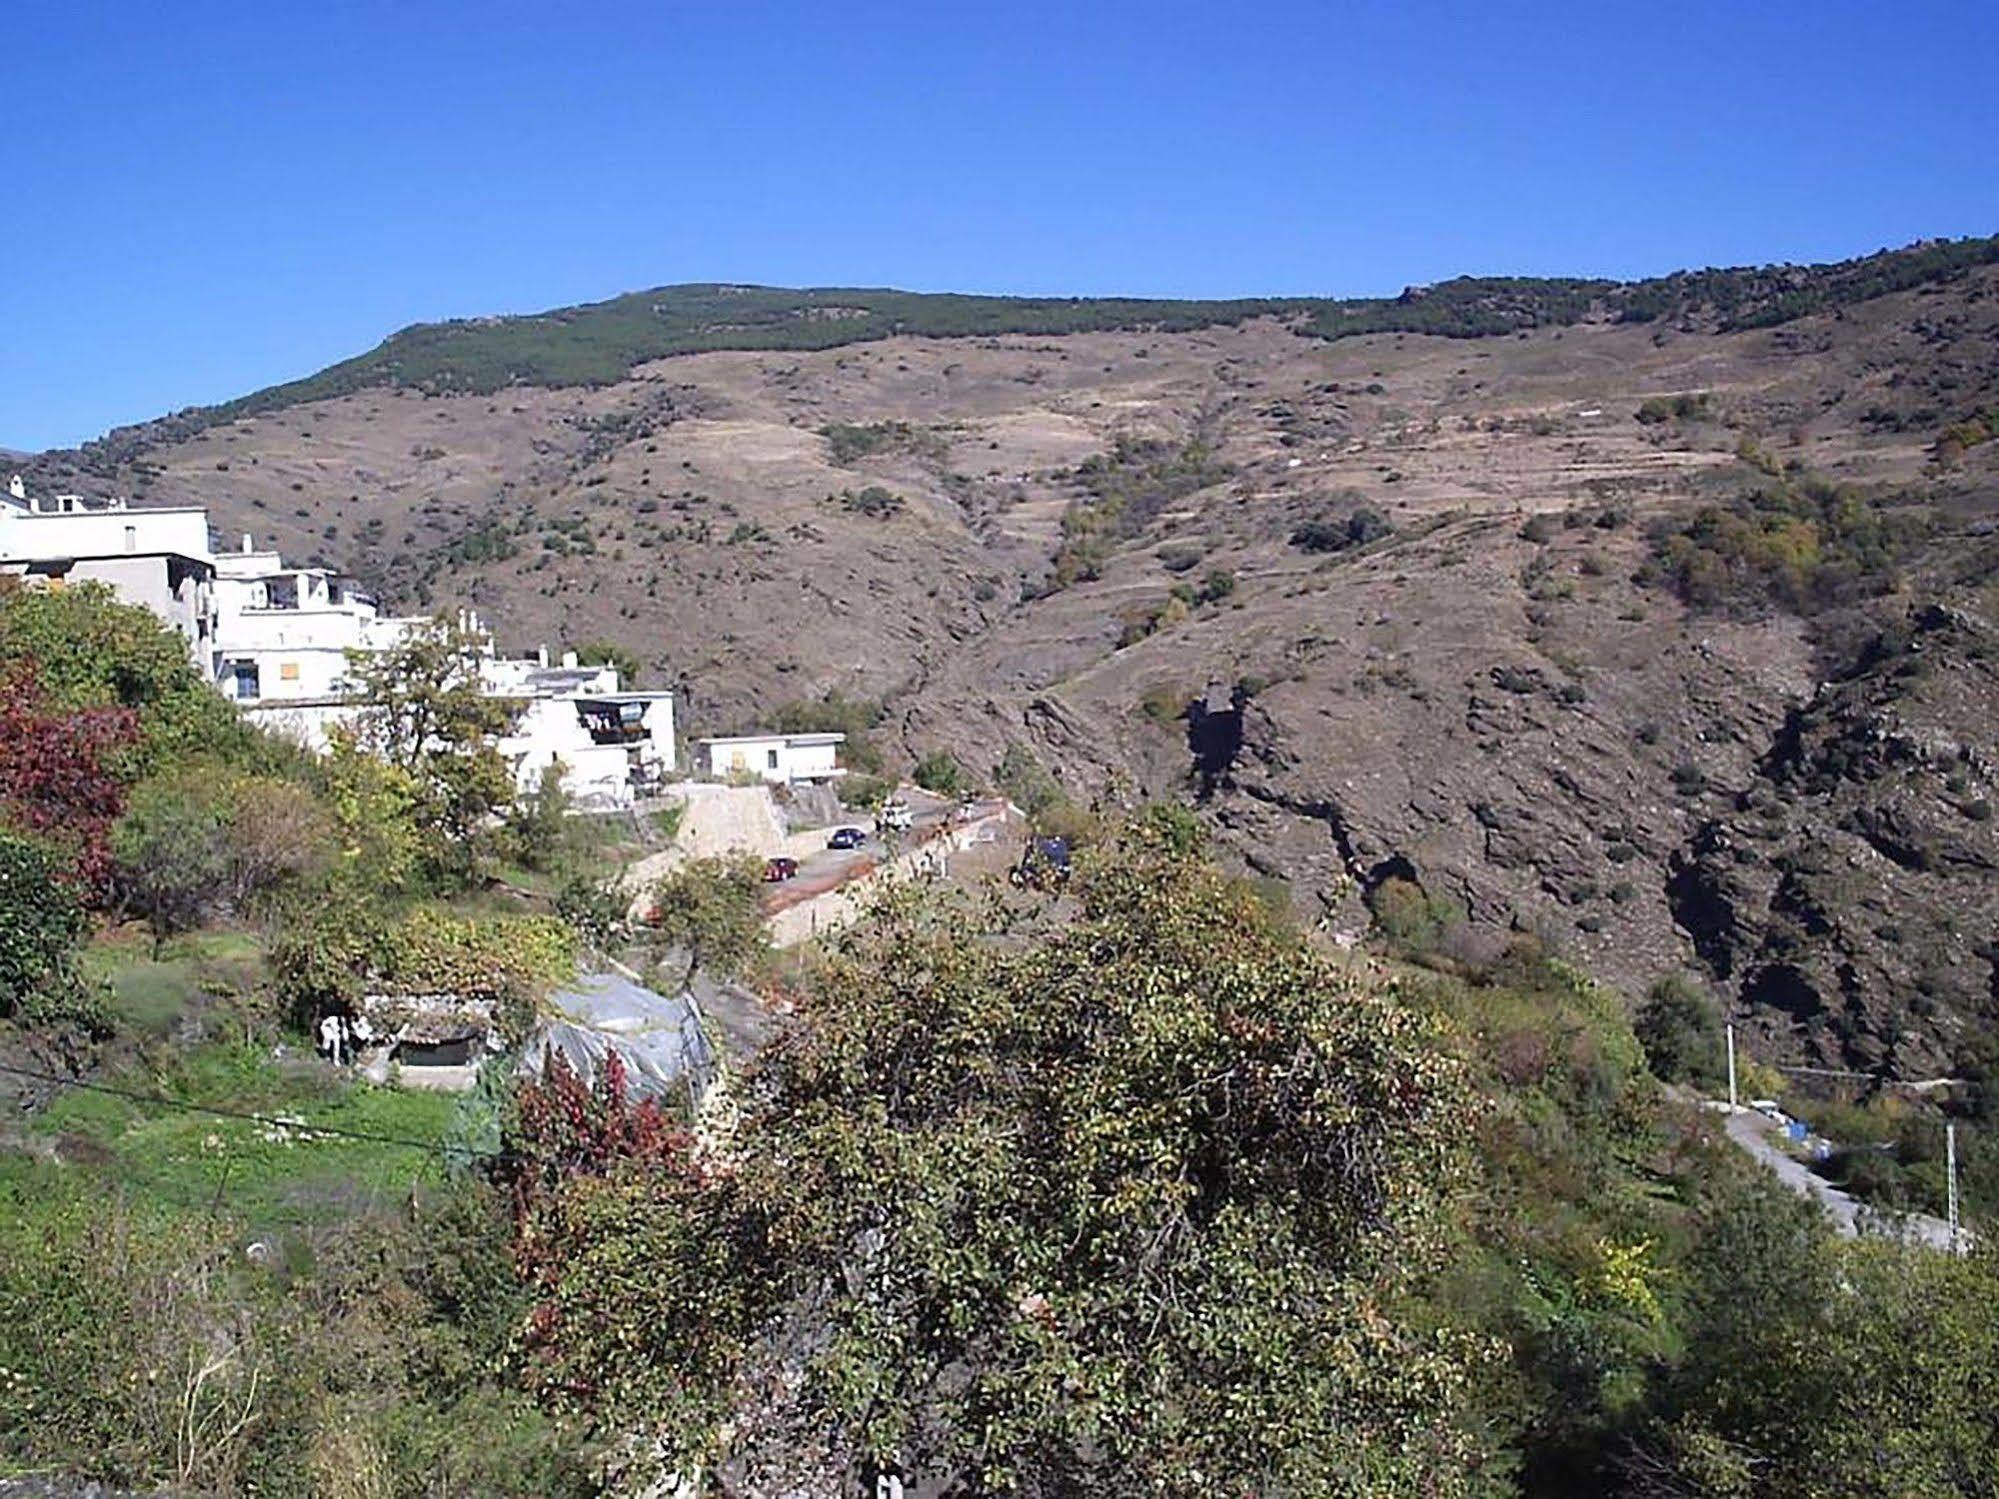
[35,233,1999,462]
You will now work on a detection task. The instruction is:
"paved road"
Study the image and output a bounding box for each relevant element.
[1721,1106,1965,1252]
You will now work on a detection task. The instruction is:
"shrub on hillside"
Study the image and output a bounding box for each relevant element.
[1291,506,1391,554]
[1635,973,1724,1085]
[1638,473,1931,616]
[1635,392,1713,425]
[912,749,967,796]
[839,485,904,518]
[0,828,88,1021]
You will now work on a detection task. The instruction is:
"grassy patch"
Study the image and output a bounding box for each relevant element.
[13,1041,461,1227]
[79,926,266,1037]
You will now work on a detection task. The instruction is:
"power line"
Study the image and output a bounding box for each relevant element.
[0,1059,512,1162]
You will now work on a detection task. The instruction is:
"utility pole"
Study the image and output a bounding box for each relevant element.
[1726,1021,1738,1111]
[1947,1121,1961,1254]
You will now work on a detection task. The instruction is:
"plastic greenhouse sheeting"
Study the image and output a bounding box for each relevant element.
[521,971,719,1109]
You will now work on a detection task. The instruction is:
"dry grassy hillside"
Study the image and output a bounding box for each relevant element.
[25,262,1999,1071]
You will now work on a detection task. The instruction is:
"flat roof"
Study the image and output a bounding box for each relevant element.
[697,731,844,747]
[4,503,210,516]
[3,550,215,570]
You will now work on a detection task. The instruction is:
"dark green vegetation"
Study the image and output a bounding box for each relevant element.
[0,584,638,1491]
[820,420,943,467]
[1640,469,1933,616]
[82,236,1999,448]
[1047,436,1230,589]
[1,1123,585,1493]
[1291,504,1394,554]
[641,853,768,979]
[499,816,1999,1497]
[512,815,1490,1494]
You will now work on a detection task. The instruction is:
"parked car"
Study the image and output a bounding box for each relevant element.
[763,857,799,883]
[827,826,868,850]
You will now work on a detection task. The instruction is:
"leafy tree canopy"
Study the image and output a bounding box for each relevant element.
[516,816,1485,1495]
[643,853,768,979]
[0,828,88,1020]
[0,580,248,770]
[345,617,516,875]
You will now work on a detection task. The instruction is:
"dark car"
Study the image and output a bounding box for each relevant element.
[763,857,799,883]
[827,826,868,850]
[1009,835,1072,891]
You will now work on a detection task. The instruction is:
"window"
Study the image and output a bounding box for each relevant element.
[767,748,780,771]
[123,525,137,552]
[279,661,300,682]
[230,661,260,701]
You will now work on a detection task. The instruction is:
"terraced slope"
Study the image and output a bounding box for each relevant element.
[20,238,1999,1072]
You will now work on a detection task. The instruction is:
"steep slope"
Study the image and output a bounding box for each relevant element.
[18,241,1999,1070]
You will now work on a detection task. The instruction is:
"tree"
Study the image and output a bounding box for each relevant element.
[0,579,246,771]
[1634,973,1722,1086]
[644,854,767,978]
[110,777,229,950]
[575,640,641,685]
[0,828,87,1019]
[992,742,1062,816]
[111,769,338,947]
[517,816,1484,1495]
[770,691,885,775]
[345,618,515,876]
[504,762,572,872]
[911,749,965,796]
[219,774,337,903]
[0,663,138,897]
[316,728,424,896]
[1626,1178,1999,1497]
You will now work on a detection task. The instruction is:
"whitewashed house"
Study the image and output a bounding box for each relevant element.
[211,534,438,743]
[697,732,844,786]
[490,651,679,810]
[0,483,217,660]
[1,480,676,811]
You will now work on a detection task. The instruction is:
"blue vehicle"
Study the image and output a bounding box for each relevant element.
[827,826,868,850]
[1010,835,1072,890]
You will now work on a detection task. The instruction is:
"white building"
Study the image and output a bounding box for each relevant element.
[492,652,679,810]
[0,482,217,661]
[1,480,676,811]
[212,533,433,707]
[697,732,844,786]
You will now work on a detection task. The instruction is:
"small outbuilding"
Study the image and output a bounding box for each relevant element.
[697,731,845,786]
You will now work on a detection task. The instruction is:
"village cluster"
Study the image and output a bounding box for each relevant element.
[0,477,845,807]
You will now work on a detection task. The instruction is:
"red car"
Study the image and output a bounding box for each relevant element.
[763,857,799,883]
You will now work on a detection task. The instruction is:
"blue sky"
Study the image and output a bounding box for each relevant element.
[4,0,1994,451]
